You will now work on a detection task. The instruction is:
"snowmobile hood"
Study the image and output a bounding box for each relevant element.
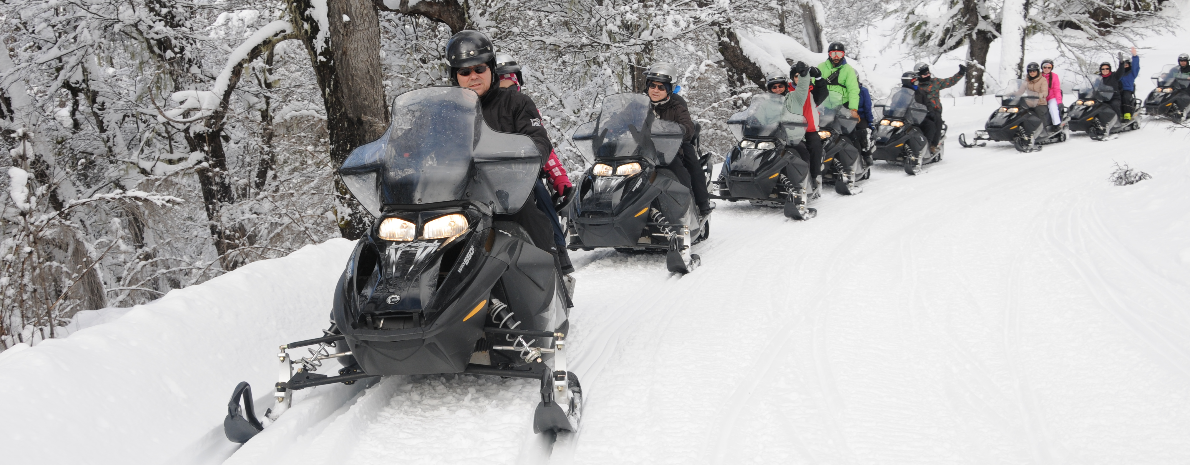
[572,93,684,166]
[726,93,807,142]
[339,87,541,216]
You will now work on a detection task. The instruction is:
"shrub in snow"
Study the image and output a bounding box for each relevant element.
[1108,162,1151,186]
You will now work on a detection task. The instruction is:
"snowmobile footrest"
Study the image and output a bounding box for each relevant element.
[224,381,264,444]
[464,364,544,380]
[483,327,560,339]
[285,334,345,349]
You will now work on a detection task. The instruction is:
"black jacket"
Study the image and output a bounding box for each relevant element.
[478,86,552,166]
[650,93,695,144]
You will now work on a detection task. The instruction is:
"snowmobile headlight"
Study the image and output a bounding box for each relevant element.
[422,214,469,240]
[997,107,1008,112]
[756,141,776,150]
[1006,107,1020,113]
[817,130,831,139]
[592,163,613,176]
[378,217,417,241]
[739,140,756,149]
[615,162,642,176]
[1161,87,1173,93]
[879,119,890,126]
[890,120,904,128]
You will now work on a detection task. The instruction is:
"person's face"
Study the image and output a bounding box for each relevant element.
[457,64,492,96]
[1042,63,1053,75]
[1028,69,1038,78]
[829,50,844,65]
[646,80,668,102]
[768,82,786,94]
[919,72,931,80]
[1180,59,1189,67]
[1100,65,1112,76]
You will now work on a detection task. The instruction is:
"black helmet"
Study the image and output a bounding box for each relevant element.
[1099,61,1112,71]
[445,30,496,86]
[1041,58,1054,68]
[765,73,789,92]
[901,71,918,88]
[1026,62,1040,72]
[828,42,845,52]
[495,53,524,85]
[914,62,930,75]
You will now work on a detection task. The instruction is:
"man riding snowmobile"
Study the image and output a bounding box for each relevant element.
[912,62,966,153]
[645,63,714,218]
[872,71,939,175]
[1119,48,1141,121]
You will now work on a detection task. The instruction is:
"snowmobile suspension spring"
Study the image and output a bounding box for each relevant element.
[650,208,676,239]
[489,298,541,363]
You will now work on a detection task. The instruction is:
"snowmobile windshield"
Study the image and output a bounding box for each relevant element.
[572,93,684,165]
[1153,64,1183,87]
[997,79,1041,106]
[339,87,540,216]
[1077,76,1115,101]
[883,88,927,124]
[725,93,807,142]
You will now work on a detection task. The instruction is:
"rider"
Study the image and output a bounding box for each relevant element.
[913,62,967,153]
[644,63,714,217]
[787,62,829,196]
[857,80,876,165]
[1041,58,1063,129]
[1180,53,1190,77]
[1024,62,1050,136]
[446,31,564,272]
[766,73,790,95]
[1098,60,1125,120]
[901,71,939,151]
[1118,48,1140,121]
[816,42,864,152]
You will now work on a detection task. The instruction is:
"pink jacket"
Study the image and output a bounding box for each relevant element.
[1044,72,1062,104]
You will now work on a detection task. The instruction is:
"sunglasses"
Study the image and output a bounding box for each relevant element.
[1100,67,1111,71]
[1042,65,1053,69]
[768,83,787,90]
[456,64,489,77]
[647,81,667,90]
[828,51,844,58]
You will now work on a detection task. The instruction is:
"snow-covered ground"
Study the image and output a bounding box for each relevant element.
[4,15,1190,464]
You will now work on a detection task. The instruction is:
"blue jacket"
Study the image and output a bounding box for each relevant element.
[858,85,875,128]
[1119,55,1140,91]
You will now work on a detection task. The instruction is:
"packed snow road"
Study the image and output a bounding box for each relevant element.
[2,103,1189,465]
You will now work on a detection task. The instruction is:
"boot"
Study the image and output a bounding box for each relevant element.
[558,248,575,275]
[809,176,821,200]
[699,202,716,217]
[862,151,874,166]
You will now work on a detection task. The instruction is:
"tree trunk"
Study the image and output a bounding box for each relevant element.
[965,30,994,96]
[715,26,767,91]
[798,0,825,53]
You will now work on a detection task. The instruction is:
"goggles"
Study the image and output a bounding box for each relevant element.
[828,51,844,59]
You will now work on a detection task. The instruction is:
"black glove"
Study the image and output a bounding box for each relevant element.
[957,64,968,75]
[553,185,575,211]
[790,61,808,80]
[808,66,821,78]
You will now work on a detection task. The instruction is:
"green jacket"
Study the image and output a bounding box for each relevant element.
[817,59,860,110]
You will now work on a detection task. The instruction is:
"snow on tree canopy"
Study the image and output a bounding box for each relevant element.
[7,167,31,211]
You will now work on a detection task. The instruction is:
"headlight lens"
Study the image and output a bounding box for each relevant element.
[998,107,1009,112]
[891,120,905,128]
[1006,107,1019,113]
[592,163,613,176]
[1162,87,1173,93]
[756,141,776,150]
[378,217,416,241]
[422,214,469,240]
[879,119,890,126]
[1074,100,1083,105]
[817,130,831,139]
[615,162,642,176]
[739,140,756,148]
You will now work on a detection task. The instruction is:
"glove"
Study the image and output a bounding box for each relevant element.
[552,185,575,211]
[790,61,808,79]
[808,66,821,78]
[957,64,968,75]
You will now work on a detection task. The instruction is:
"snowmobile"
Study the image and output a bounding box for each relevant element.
[872,87,943,176]
[1068,75,1141,140]
[709,93,814,219]
[958,79,1069,152]
[223,87,583,444]
[817,95,869,195]
[1142,64,1190,122]
[562,93,711,274]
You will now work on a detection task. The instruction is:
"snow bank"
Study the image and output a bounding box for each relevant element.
[0,239,354,464]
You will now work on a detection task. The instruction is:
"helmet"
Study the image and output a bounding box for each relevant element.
[644,63,677,84]
[495,53,524,85]
[901,71,918,88]
[445,31,496,85]
[1179,53,1189,62]
[914,62,930,75]
[1026,62,1040,72]
[765,73,789,92]
[828,42,845,52]
[1041,58,1054,68]
[1099,61,1112,71]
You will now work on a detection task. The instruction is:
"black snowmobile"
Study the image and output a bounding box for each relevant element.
[817,95,869,195]
[958,78,1069,152]
[709,93,814,219]
[1068,75,1141,140]
[872,87,943,175]
[223,87,583,444]
[1142,64,1190,122]
[562,93,711,274]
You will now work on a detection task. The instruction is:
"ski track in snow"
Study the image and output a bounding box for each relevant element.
[4,106,1190,464]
